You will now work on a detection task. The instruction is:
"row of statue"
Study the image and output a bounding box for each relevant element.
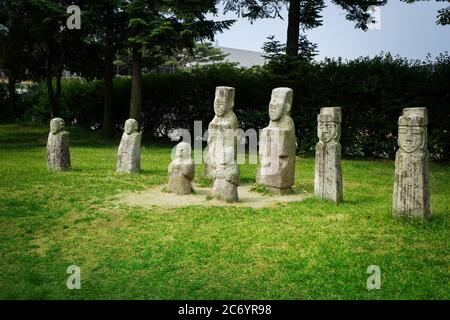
[46,87,431,219]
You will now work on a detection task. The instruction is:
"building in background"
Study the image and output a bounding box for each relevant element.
[218,47,267,68]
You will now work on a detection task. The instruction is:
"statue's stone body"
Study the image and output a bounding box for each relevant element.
[393,108,430,218]
[46,118,71,171]
[211,146,240,202]
[168,142,195,195]
[203,86,238,180]
[256,87,296,194]
[117,119,141,173]
[314,107,343,203]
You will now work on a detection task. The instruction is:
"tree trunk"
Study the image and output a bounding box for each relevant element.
[129,45,142,123]
[55,69,62,116]
[286,0,301,57]
[7,72,16,120]
[102,5,115,138]
[46,69,62,118]
[103,52,115,138]
[46,71,56,118]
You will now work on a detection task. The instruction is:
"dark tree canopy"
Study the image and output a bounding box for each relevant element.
[122,0,235,122]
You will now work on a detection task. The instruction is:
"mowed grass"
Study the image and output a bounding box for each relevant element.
[0,124,448,300]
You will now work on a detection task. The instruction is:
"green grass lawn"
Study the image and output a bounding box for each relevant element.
[0,124,448,300]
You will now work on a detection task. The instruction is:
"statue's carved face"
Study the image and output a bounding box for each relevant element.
[318,121,338,143]
[125,120,138,135]
[214,95,233,117]
[50,119,64,134]
[398,127,424,153]
[269,96,286,122]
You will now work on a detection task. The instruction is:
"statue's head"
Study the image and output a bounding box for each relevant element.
[50,117,65,134]
[124,119,139,135]
[269,87,293,122]
[175,142,191,160]
[317,107,341,143]
[214,86,235,117]
[398,108,428,153]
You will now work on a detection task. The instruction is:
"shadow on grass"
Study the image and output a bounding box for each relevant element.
[138,169,166,176]
[393,211,448,225]
[240,177,255,185]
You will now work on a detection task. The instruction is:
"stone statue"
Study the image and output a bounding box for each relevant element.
[256,87,296,194]
[117,119,141,173]
[314,107,343,203]
[167,142,195,195]
[211,146,240,202]
[393,108,430,218]
[46,117,71,171]
[203,86,238,179]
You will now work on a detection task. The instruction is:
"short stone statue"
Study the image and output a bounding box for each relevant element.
[314,107,343,203]
[211,146,240,202]
[393,108,430,218]
[117,119,141,173]
[46,117,71,171]
[256,87,296,194]
[167,142,195,195]
[203,86,238,179]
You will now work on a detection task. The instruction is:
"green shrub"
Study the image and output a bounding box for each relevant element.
[11,54,450,161]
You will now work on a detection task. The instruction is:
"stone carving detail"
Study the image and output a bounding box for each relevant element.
[393,108,430,218]
[211,146,240,202]
[314,107,343,203]
[256,87,296,194]
[167,142,195,195]
[203,86,238,179]
[46,117,71,171]
[117,119,141,173]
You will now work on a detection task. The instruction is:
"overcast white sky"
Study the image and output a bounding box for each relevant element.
[210,0,449,61]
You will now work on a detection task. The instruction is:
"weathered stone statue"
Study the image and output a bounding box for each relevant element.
[46,117,71,171]
[256,87,296,194]
[117,119,141,173]
[203,86,238,179]
[393,108,430,218]
[211,146,240,202]
[167,142,195,195]
[314,107,343,203]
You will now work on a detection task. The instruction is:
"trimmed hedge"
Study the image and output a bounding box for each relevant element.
[9,53,450,160]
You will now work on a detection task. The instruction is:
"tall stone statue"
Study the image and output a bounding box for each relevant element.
[393,108,430,218]
[167,142,195,195]
[117,119,141,173]
[256,87,296,194]
[211,146,240,202]
[46,117,71,171]
[314,107,343,203]
[203,86,238,179]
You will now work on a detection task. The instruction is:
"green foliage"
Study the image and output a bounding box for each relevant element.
[124,0,235,53]
[14,53,450,161]
[263,35,318,63]
[164,42,230,68]
[0,82,6,104]
[332,0,387,30]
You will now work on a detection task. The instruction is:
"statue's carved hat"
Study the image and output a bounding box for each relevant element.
[215,86,235,102]
[398,108,428,127]
[318,107,341,123]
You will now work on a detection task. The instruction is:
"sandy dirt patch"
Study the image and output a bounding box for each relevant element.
[114,184,308,209]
